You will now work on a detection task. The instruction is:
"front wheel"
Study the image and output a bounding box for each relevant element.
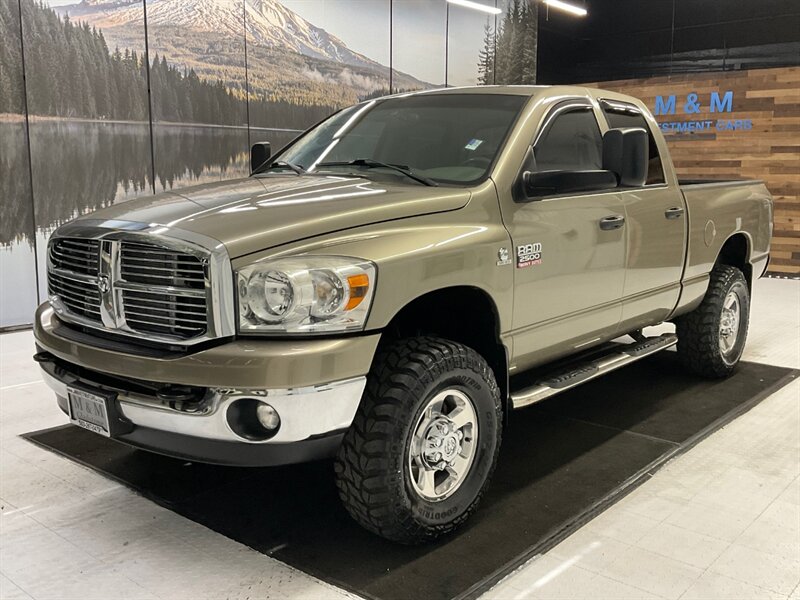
[676,265,750,378]
[334,337,502,544]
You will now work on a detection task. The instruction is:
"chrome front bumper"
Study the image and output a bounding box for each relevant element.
[40,362,366,445]
[38,354,366,466]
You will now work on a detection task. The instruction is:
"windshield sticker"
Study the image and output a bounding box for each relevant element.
[517,243,543,268]
[464,139,484,151]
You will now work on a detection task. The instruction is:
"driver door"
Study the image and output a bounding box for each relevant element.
[501,100,627,372]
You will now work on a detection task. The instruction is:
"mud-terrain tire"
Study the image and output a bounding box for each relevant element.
[676,265,750,378]
[334,337,502,544]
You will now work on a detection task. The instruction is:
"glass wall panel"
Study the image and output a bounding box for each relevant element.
[447,0,512,86]
[247,0,392,153]
[21,0,152,302]
[0,0,37,327]
[392,0,446,90]
[146,0,250,191]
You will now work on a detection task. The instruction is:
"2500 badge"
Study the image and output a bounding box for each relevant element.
[517,243,543,268]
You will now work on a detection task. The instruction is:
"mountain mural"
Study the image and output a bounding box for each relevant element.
[56,0,429,107]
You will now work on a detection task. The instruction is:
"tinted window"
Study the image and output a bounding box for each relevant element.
[601,102,666,185]
[276,94,527,185]
[533,107,603,172]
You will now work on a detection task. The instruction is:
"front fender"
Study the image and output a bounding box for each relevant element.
[230,186,514,336]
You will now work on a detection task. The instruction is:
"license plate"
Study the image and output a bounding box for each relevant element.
[67,386,111,437]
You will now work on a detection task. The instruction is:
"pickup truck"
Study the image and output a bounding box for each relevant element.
[34,86,773,544]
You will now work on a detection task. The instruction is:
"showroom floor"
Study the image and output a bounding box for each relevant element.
[1,278,798,600]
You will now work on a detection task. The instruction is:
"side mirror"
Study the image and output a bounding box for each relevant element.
[522,169,619,199]
[602,128,648,187]
[250,142,271,174]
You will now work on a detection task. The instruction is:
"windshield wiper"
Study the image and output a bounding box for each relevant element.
[316,159,438,187]
[262,161,306,175]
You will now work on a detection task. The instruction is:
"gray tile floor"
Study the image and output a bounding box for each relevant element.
[1,278,798,600]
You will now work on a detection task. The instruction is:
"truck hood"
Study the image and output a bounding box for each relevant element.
[79,175,471,258]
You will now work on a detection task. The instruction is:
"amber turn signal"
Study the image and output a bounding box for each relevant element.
[346,274,370,310]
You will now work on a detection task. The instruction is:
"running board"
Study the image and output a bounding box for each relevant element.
[510,333,678,409]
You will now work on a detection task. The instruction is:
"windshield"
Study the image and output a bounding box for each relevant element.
[272,94,527,185]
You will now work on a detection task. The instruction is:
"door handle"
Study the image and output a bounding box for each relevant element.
[599,215,625,230]
[665,206,685,219]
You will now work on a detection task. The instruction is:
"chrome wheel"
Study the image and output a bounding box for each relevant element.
[719,290,741,355]
[408,389,478,502]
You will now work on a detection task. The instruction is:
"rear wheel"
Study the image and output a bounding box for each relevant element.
[676,265,750,378]
[334,337,502,544]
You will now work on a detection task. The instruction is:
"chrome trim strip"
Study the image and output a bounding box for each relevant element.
[48,220,236,346]
[115,280,207,298]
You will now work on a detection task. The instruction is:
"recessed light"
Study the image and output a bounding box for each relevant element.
[446,0,502,15]
[544,0,587,17]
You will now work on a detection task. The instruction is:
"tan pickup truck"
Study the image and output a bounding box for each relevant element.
[34,86,773,543]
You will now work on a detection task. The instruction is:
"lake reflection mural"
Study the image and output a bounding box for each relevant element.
[0,0,524,327]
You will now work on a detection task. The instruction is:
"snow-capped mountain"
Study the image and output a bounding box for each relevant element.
[59,0,380,70]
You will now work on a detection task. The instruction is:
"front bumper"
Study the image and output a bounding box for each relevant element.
[34,304,378,466]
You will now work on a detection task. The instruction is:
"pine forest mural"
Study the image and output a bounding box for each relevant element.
[0,0,536,327]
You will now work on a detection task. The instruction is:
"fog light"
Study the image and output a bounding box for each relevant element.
[256,403,280,430]
[226,397,281,441]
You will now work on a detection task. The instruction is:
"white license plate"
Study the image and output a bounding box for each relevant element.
[67,386,111,437]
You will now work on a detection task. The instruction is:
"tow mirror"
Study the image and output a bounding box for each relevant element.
[522,169,618,199]
[250,141,272,174]
[602,128,648,187]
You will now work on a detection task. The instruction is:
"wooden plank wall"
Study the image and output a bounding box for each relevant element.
[587,67,800,275]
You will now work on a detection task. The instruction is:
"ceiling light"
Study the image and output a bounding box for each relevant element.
[446,0,502,15]
[544,0,587,17]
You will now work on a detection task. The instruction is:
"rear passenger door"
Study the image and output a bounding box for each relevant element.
[599,100,688,330]
[502,99,627,372]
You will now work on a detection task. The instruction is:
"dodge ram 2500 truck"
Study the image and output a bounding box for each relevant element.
[34,86,773,544]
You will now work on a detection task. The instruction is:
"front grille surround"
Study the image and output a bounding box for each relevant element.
[46,222,235,345]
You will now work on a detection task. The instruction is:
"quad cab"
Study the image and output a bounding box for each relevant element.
[34,86,773,543]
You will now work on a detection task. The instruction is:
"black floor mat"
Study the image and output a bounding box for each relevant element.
[23,354,797,600]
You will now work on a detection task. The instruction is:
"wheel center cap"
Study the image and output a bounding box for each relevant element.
[443,435,458,459]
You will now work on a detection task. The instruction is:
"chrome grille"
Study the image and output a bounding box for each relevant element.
[48,235,212,343]
[48,239,102,322]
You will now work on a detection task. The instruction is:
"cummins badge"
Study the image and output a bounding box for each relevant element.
[496,247,512,266]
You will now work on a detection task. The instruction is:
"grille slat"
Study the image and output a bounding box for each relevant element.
[49,238,100,277]
[52,246,97,258]
[49,286,100,308]
[49,274,99,296]
[122,271,205,284]
[122,251,200,264]
[123,301,206,316]
[118,254,200,266]
[124,308,207,325]
[120,241,206,292]
[48,237,209,342]
[119,261,205,275]
[122,289,207,338]
[119,292,206,308]
[124,318,203,333]
[49,239,102,321]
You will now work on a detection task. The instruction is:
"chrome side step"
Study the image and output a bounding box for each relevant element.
[510,333,678,409]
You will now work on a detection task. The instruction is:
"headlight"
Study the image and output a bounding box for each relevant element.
[237,256,376,334]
